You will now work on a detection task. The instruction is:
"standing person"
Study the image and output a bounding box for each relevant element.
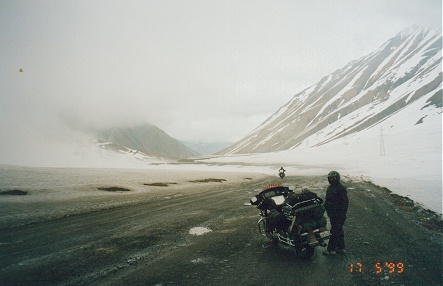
[323,171,348,255]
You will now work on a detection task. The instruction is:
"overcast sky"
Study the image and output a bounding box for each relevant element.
[0,0,441,160]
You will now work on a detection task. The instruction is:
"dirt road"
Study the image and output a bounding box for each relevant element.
[0,175,441,286]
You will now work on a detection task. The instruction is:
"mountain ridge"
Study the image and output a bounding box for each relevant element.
[219,26,442,154]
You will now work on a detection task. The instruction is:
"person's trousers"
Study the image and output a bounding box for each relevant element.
[327,215,346,251]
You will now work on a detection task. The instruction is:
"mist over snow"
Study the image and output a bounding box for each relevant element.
[1,1,441,166]
[183,141,234,156]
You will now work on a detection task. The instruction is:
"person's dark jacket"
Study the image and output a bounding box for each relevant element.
[324,182,348,217]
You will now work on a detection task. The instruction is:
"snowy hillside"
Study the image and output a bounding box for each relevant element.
[193,92,441,213]
[72,140,170,168]
[220,26,442,154]
[197,26,442,213]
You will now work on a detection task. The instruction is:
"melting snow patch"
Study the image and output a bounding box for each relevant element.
[189,227,212,236]
[191,257,207,264]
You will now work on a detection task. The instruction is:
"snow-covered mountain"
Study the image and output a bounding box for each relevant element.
[220,26,442,154]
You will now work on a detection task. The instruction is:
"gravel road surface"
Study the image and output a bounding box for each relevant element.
[0,173,441,286]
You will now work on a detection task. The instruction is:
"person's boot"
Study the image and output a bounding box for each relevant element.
[306,230,318,246]
[323,250,336,256]
[336,249,347,255]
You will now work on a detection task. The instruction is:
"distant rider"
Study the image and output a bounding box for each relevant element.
[279,167,286,178]
[323,171,348,255]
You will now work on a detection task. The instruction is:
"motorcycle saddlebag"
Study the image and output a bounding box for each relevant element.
[300,216,327,231]
[297,204,326,221]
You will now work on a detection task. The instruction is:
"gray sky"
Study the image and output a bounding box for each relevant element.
[0,0,441,155]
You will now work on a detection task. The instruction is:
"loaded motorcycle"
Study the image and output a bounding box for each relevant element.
[250,183,331,259]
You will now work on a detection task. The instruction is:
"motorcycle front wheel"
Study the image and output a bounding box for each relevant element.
[258,219,279,245]
[295,245,315,259]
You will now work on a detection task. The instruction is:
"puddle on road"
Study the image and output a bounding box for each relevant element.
[189,227,212,236]
[190,257,207,264]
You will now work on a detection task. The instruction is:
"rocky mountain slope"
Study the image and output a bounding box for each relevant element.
[96,123,199,159]
[220,26,442,154]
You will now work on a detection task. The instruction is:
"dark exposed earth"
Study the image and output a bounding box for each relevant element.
[0,174,441,286]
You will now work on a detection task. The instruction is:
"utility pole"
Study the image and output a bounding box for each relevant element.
[380,126,386,156]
